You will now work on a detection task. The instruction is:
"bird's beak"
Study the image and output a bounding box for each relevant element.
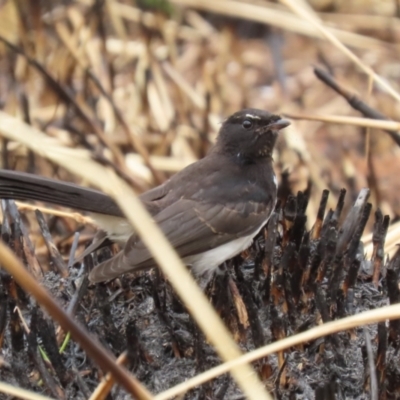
[268,118,291,131]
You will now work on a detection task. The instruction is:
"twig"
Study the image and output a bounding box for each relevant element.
[88,352,128,400]
[280,0,400,103]
[35,210,69,278]
[364,329,378,400]
[15,202,96,226]
[67,232,81,269]
[28,309,65,400]
[283,112,400,132]
[313,67,400,147]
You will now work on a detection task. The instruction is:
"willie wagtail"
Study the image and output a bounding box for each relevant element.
[0,109,290,282]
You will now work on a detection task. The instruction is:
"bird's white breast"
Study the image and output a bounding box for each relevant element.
[184,218,270,275]
[183,234,254,275]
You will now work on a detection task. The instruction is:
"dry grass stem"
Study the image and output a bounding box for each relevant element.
[283,113,400,131]
[89,352,128,400]
[155,303,400,400]
[280,0,400,103]
[169,0,391,49]
[0,381,55,400]
[15,202,96,226]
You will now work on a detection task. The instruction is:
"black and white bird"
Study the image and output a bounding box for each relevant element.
[0,109,289,282]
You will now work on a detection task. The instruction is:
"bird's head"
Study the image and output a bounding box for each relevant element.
[215,109,290,163]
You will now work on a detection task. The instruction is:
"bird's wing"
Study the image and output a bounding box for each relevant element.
[89,198,272,282]
[139,180,173,216]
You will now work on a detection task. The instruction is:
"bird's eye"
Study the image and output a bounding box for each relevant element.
[242,119,253,129]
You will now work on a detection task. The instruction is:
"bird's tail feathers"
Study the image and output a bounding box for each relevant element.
[0,170,122,216]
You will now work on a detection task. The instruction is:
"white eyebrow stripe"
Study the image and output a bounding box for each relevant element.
[245,114,261,120]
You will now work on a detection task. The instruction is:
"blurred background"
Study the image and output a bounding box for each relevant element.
[1,0,400,232]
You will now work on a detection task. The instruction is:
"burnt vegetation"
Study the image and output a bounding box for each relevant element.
[0,180,399,399]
